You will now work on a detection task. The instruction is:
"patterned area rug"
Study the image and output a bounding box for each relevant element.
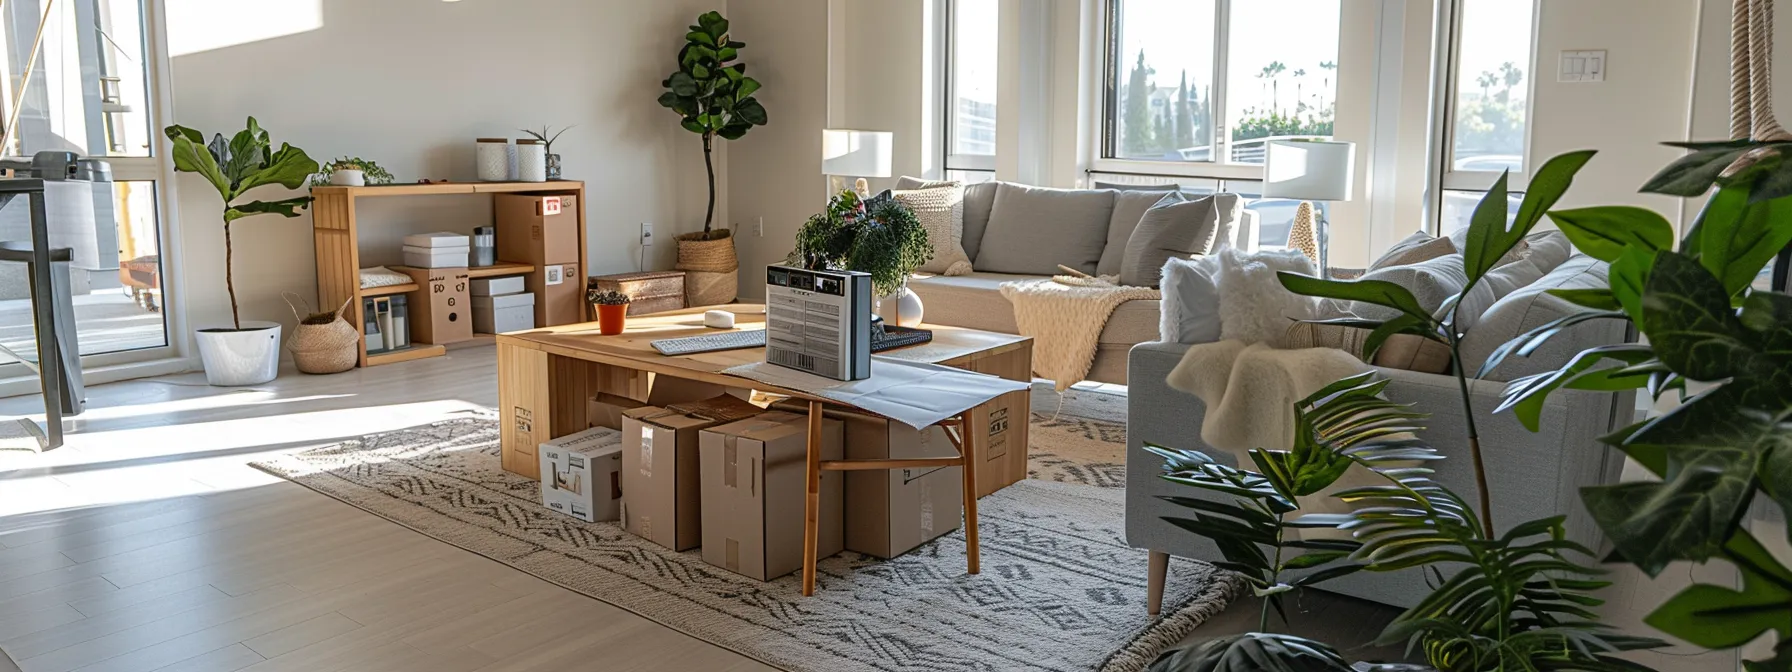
[253,389,1239,672]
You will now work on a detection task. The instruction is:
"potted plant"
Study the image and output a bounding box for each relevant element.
[590,289,632,335]
[658,10,767,306]
[793,189,932,325]
[521,126,572,180]
[165,118,319,386]
[310,157,394,188]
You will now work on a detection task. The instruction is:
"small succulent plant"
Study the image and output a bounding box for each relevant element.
[588,289,631,305]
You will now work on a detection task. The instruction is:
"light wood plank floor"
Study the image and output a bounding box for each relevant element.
[0,345,1402,672]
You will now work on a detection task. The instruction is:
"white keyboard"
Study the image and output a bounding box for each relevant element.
[650,330,767,356]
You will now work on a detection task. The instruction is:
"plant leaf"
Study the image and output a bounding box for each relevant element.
[233,143,317,196]
[225,196,312,222]
[164,125,230,201]
[1277,273,1434,326]
[1546,206,1674,262]
[1644,530,1792,648]
[1643,144,1754,196]
[1640,251,1761,382]
[1609,245,1656,324]
[1548,287,1623,311]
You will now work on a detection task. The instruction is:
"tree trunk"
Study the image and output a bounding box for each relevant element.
[703,134,716,236]
[225,220,241,331]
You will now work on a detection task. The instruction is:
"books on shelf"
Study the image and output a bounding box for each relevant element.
[363,295,411,354]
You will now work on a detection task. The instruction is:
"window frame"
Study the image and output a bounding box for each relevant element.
[0,0,185,379]
[1091,0,1341,182]
[943,0,996,176]
[1426,0,1540,232]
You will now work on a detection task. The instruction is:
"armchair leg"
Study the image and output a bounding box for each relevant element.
[1147,550,1169,615]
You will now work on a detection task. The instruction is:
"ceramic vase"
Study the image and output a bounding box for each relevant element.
[876,283,924,327]
[476,138,510,182]
[194,322,283,386]
[516,140,547,182]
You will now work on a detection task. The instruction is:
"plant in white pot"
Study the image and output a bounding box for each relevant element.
[309,156,393,188]
[165,117,319,386]
[658,10,767,305]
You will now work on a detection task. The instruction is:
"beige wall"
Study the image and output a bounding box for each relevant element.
[837,0,928,194]
[167,0,719,336]
[727,0,831,301]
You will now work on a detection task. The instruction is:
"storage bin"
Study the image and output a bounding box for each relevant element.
[471,276,526,297]
[402,232,471,248]
[403,245,471,269]
[590,270,687,316]
[473,292,537,334]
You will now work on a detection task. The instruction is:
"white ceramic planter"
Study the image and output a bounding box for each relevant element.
[329,169,365,187]
[195,322,283,386]
[876,284,924,327]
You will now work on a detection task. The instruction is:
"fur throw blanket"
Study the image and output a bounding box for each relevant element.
[999,274,1159,391]
[1164,340,1370,453]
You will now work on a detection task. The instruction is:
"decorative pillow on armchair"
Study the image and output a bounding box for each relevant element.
[893,183,973,276]
[1120,192,1239,288]
[1217,248,1318,347]
[1345,253,1469,321]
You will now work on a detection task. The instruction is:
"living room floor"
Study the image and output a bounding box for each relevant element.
[0,345,1401,672]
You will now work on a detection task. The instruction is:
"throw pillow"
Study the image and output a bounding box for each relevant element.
[1100,189,1184,276]
[1449,225,1529,267]
[1371,230,1456,271]
[1121,193,1236,288]
[893,184,973,276]
[1348,253,1470,321]
[897,177,998,261]
[1451,257,1545,333]
[1160,254,1223,344]
[1217,248,1318,347]
[1286,313,1452,375]
[1525,230,1574,275]
[1459,255,1617,381]
[973,183,1115,276]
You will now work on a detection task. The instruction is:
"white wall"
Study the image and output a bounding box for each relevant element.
[166,0,719,336]
[837,0,928,194]
[727,0,831,301]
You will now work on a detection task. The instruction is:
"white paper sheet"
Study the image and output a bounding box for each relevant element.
[721,356,1030,430]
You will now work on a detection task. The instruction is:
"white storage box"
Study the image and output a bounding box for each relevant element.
[403,245,470,268]
[471,276,526,297]
[540,427,624,522]
[473,292,536,333]
[403,231,471,248]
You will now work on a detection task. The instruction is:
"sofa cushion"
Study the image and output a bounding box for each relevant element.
[1101,190,1183,276]
[1217,248,1318,347]
[1525,230,1574,275]
[974,183,1115,276]
[1349,253,1469,321]
[1160,255,1222,344]
[1453,257,1545,333]
[894,184,973,276]
[1459,255,1620,381]
[1372,230,1456,271]
[1121,193,1236,288]
[908,272,1157,346]
[897,177,998,261]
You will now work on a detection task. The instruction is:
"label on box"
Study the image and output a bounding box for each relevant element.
[546,265,565,286]
[542,197,562,216]
[638,426,653,477]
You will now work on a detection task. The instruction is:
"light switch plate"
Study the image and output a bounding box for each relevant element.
[1559,50,1606,82]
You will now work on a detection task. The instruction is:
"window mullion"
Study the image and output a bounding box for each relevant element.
[1213,0,1230,165]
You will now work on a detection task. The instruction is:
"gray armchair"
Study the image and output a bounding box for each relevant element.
[1124,255,1637,611]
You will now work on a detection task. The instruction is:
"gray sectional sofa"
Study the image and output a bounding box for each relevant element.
[1125,254,1637,609]
[894,177,1258,384]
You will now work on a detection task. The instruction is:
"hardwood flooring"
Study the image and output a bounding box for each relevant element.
[0,344,1408,671]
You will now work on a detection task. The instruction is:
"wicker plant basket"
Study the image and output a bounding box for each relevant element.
[675,230,737,306]
[284,293,359,375]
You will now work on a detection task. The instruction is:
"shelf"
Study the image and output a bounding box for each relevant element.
[387,261,536,279]
[367,344,446,366]
[361,283,419,297]
[311,181,583,198]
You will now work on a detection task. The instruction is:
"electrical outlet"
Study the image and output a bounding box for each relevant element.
[757,216,764,237]
[640,222,654,247]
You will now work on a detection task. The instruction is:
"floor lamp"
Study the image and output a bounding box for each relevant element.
[1263,139,1356,277]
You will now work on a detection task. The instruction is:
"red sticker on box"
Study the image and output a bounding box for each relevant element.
[542,197,562,216]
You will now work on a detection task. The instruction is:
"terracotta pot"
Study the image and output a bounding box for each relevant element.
[597,303,628,335]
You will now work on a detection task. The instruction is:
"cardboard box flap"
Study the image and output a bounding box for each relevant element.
[666,394,764,424]
[708,412,807,443]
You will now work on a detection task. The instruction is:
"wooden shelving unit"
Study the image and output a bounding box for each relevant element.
[311,181,588,368]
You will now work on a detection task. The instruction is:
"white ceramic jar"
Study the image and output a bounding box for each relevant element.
[476,138,510,182]
[516,139,547,182]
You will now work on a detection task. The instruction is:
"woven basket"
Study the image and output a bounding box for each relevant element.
[285,293,359,375]
[676,231,737,306]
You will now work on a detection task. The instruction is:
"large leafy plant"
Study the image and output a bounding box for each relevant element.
[793,190,932,297]
[658,10,766,238]
[165,117,318,331]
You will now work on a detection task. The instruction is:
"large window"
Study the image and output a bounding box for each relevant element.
[1436,0,1535,233]
[945,0,996,182]
[1101,0,1340,168]
[0,0,173,370]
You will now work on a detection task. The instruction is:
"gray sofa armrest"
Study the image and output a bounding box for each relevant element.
[1125,341,1634,608]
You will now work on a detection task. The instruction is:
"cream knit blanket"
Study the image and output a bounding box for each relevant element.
[998,275,1160,391]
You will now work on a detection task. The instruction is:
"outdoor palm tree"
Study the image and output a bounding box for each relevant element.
[1259,61,1287,114]
[1498,61,1523,103]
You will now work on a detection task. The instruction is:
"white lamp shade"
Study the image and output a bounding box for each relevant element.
[1262,140,1356,202]
[821,129,893,178]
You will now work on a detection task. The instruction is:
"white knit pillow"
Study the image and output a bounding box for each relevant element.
[894,184,973,276]
[1217,248,1319,348]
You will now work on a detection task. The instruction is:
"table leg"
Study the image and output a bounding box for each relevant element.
[960,412,980,575]
[801,400,823,596]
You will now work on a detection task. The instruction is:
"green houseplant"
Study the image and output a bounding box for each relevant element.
[793,189,932,298]
[309,156,393,188]
[165,117,318,386]
[659,10,767,306]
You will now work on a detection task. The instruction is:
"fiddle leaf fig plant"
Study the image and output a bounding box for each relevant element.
[659,10,767,238]
[165,117,318,330]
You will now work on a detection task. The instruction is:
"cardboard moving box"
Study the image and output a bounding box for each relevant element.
[527,262,584,327]
[622,401,762,551]
[539,427,623,522]
[700,412,844,581]
[396,266,473,344]
[496,194,581,266]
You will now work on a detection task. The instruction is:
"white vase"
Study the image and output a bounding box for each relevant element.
[516,141,547,182]
[194,322,283,386]
[329,169,365,187]
[876,284,924,327]
[475,138,510,181]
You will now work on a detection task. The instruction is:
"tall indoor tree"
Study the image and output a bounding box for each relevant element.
[659,10,766,239]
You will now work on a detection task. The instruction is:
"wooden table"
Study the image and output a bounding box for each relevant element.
[495,305,1033,594]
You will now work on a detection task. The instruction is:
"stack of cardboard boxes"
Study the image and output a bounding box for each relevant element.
[496,193,584,327]
[470,276,535,334]
[537,387,965,581]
